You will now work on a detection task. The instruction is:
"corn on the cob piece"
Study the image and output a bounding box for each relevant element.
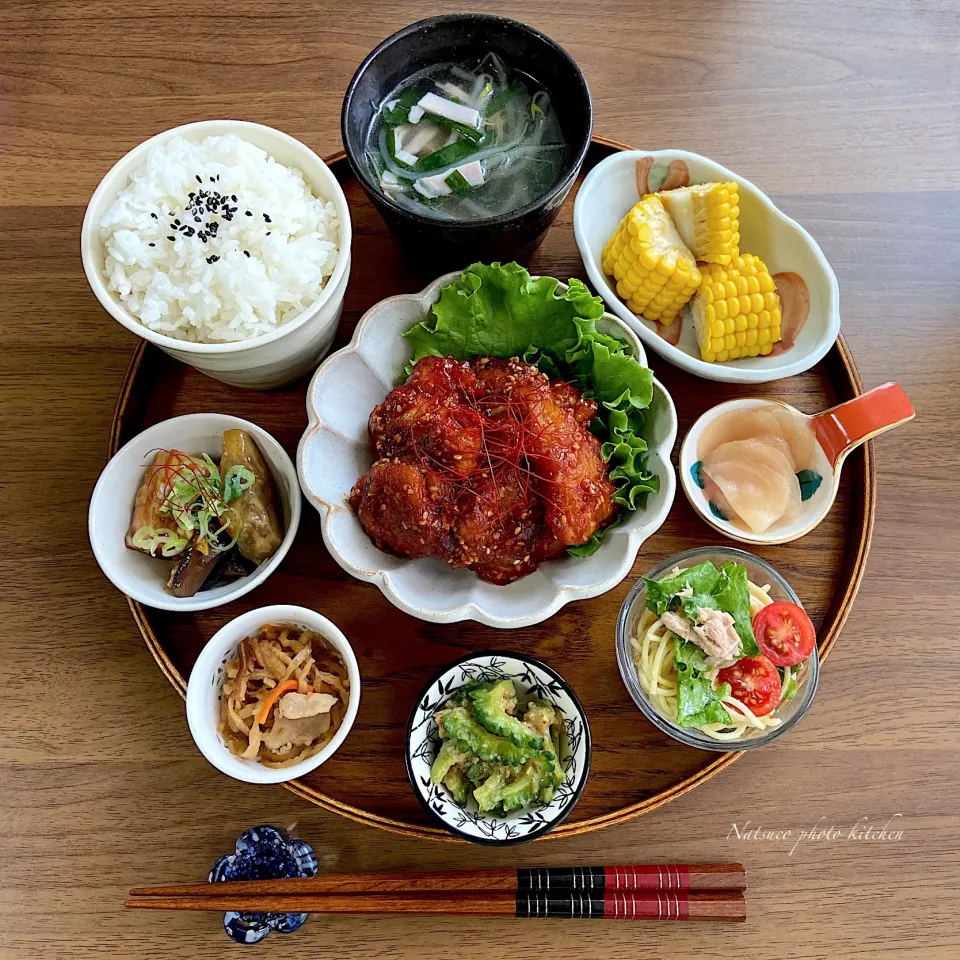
[602,196,701,324]
[692,254,781,362]
[658,182,740,265]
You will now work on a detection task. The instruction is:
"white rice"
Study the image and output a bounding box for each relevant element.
[99,134,339,343]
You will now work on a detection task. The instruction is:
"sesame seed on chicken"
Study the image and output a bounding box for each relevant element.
[348,356,617,584]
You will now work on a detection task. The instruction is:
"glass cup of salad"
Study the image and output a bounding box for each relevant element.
[616,546,820,752]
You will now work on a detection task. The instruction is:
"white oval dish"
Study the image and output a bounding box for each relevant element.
[81,120,352,389]
[574,148,840,384]
[297,272,677,629]
[186,604,360,784]
[89,413,301,611]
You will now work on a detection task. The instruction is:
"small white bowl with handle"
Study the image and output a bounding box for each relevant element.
[81,120,351,389]
[88,413,301,611]
[574,148,840,384]
[186,604,361,785]
[680,383,915,545]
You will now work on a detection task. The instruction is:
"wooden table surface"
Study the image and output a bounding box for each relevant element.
[3,1,959,957]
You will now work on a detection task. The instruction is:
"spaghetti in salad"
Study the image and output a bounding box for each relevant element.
[631,560,815,742]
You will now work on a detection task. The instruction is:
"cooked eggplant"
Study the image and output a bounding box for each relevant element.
[125,449,189,552]
[220,429,284,563]
[199,549,259,592]
[169,543,222,598]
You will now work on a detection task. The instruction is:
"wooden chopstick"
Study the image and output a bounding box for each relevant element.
[126,889,746,922]
[130,863,745,898]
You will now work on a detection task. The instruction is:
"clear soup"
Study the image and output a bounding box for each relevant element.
[364,53,569,221]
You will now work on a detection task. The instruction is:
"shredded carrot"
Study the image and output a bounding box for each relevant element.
[256,679,299,725]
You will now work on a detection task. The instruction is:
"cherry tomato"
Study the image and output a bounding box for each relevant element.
[717,656,781,717]
[753,601,816,667]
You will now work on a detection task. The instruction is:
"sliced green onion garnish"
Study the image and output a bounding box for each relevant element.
[132,526,189,558]
[444,170,473,196]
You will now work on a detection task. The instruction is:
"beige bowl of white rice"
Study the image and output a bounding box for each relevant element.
[81,120,351,389]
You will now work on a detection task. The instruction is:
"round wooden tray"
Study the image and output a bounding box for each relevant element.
[109,137,874,841]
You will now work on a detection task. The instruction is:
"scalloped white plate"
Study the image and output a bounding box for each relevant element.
[297,272,677,628]
[574,149,841,384]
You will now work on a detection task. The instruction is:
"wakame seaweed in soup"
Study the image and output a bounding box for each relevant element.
[364,53,569,221]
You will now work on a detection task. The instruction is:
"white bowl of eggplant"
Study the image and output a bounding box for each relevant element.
[89,414,300,611]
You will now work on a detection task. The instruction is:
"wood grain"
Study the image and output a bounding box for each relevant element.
[2,1,959,958]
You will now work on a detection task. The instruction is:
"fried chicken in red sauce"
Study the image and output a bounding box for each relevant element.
[349,355,617,584]
[349,460,456,561]
[368,357,485,479]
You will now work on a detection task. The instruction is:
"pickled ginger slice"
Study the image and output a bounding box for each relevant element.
[771,406,818,471]
[702,473,737,522]
[698,409,792,466]
[703,438,802,525]
[704,438,796,485]
[703,458,797,533]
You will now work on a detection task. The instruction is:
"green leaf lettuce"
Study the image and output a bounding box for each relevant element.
[644,560,759,658]
[674,637,732,727]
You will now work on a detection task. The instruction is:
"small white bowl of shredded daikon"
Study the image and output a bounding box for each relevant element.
[81,120,351,389]
[187,604,361,785]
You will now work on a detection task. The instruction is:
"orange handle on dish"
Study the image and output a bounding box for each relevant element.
[811,382,915,467]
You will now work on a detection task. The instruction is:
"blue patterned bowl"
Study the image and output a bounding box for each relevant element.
[209,826,317,944]
[405,651,592,845]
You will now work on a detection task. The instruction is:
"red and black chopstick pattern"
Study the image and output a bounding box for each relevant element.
[517,865,694,893]
[515,890,691,919]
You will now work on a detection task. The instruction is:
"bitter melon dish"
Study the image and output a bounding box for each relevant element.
[430,679,566,816]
